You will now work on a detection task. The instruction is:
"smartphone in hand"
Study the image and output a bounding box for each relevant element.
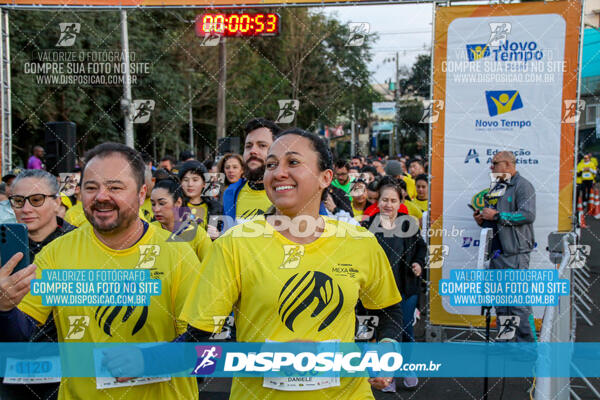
[0,223,30,274]
[468,204,479,213]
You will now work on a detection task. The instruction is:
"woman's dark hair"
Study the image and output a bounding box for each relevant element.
[415,173,428,184]
[376,176,404,201]
[152,177,186,204]
[276,128,333,172]
[178,160,208,181]
[367,180,379,192]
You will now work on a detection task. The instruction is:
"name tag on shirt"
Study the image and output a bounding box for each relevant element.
[96,376,171,390]
[263,375,340,391]
[3,356,61,384]
[262,339,340,391]
[93,347,170,389]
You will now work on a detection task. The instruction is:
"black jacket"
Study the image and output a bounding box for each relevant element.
[363,212,427,298]
[326,185,353,216]
[28,217,75,260]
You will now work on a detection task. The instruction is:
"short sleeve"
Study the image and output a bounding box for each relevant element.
[359,237,402,310]
[18,247,53,324]
[193,226,213,263]
[179,235,240,333]
[171,243,204,335]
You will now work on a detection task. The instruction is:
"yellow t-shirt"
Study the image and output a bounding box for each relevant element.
[351,203,365,222]
[64,202,87,227]
[140,197,154,222]
[577,160,597,181]
[402,175,417,200]
[187,202,209,230]
[235,183,272,222]
[19,223,200,400]
[405,200,423,221]
[151,220,212,262]
[180,216,402,400]
[413,198,428,213]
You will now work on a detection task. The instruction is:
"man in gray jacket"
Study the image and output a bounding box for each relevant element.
[474,151,536,342]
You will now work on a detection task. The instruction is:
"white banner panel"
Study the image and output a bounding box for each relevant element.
[441,14,565,317]
[429,2,580,327]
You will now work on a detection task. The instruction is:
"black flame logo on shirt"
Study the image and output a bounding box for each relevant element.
[278,271,344,332]
[94,306,148,337]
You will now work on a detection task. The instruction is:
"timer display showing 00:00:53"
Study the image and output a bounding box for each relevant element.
[196,13,280,37]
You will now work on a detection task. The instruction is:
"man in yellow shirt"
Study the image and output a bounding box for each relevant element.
[223,118,281,231]
[577,154,597,208]
[0,143,200,400]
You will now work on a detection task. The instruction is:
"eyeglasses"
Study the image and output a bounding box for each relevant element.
[8,193,58,208]
[491,160,507,166]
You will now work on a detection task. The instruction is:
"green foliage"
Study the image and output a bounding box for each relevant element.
[9,8,379,165]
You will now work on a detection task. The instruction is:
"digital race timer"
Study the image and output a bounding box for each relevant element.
[195,13,280,37]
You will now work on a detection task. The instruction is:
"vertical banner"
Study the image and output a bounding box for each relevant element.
[430,1,581,327]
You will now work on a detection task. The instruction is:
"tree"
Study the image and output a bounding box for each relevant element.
[398,53,431,98]
[8,8,380,164]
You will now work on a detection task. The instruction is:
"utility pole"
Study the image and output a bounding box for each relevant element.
[188,81,194,151]
[216,37,226,153]
[120,10,134,149]
[351,104,356,157]
[389,52,399,158]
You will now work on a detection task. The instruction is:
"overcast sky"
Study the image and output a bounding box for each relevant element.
[315,4,433,84]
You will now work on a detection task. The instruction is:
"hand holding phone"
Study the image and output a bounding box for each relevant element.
[0,224,30,274]
[0,253,37,312]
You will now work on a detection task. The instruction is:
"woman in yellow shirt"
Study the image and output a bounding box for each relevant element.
[178,161,223,239]
[150,177,212,262]
[180,128,403,399]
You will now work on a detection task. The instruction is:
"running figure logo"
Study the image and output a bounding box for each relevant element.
[132,100,155,124]
[192,345,222,375]
[136,245,161,269]
[279,245,305,269]
[56,23,80,47]
[488,22,511,47]
[562,100,585,124]
[275,100,299,124]
[346,22,370,47]
[496,316,519,341]
[65,316,90,340]
[200,33,221,47]
[420,100,444,123]
[429,245,449,269]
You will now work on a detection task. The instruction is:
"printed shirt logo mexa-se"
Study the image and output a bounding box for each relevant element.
[180,216,402,400]
[18,223,201,400]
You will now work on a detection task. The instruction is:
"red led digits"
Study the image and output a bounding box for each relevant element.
[195,13,280,37]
